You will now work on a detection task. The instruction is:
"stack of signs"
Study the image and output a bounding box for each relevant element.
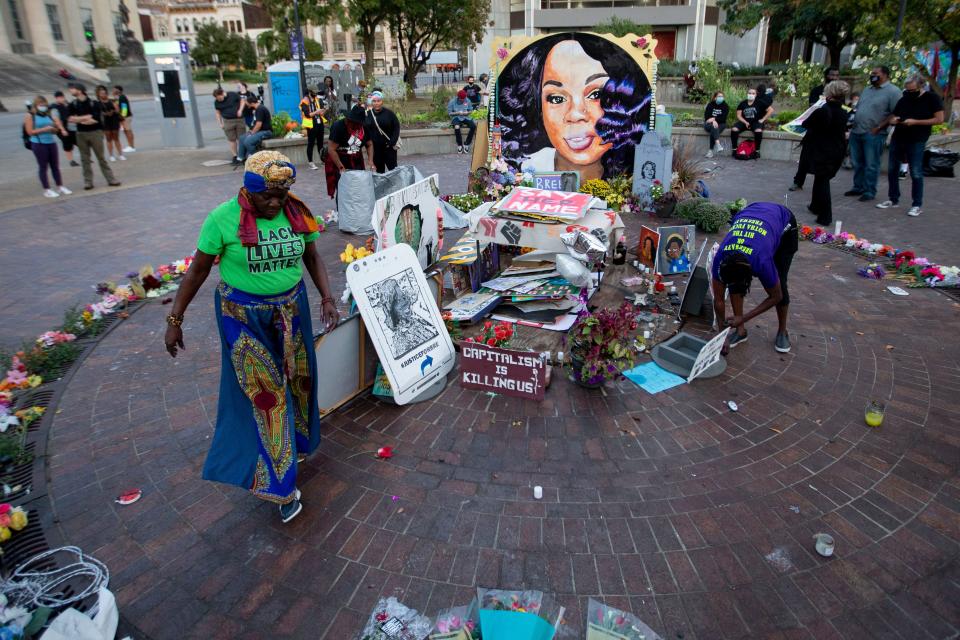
[373,174,444,270]
[443,291,503,323]
[491,187,595,223]
[439,232,501,296]
[346,244,455,405]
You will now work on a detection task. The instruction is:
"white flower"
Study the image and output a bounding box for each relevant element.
[0,414,19,433]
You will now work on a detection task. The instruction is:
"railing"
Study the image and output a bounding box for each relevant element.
[540,0,688,7]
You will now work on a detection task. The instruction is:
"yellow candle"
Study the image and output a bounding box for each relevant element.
[865,409,884,427]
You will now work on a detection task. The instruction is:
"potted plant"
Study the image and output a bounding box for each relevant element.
[566,302,637,388]
[649,179,676,218]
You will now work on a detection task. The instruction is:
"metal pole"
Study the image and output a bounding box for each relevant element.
[894,0,907,40]
[293,0,308,96]
[89,41,98,68]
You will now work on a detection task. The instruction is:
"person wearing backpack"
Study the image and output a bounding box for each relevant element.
[24,96,72,198]
[730,88,771,159]
[802,81,850,225]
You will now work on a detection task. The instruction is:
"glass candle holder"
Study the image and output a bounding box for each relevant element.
[864,401,885,427]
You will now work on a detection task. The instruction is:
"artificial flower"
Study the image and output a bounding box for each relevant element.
[8,508,26,532]
[633,37,648,49]
[496,47,509,60]
[0,527,9,542]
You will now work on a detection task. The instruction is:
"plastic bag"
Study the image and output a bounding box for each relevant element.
[355,597,433,640]
[429,598,479,639]
[585,599,662,640]
[923,147,959,177]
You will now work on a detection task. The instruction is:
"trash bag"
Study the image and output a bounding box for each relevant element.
[337,165,423,234]
[923,147,959,177]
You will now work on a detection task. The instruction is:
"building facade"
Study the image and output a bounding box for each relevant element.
[0,0,145,57]
[137,0,270,52]
[307,21,404,76]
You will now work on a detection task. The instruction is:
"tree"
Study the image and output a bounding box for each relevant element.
[389,0,490,97]
[257,29,324,64]
[593,17,652,39]
[717,0,868,66]
[192,23,253,67]
[240,36,258,69]
[339,0,393,78]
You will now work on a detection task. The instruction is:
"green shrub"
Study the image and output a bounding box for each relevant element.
[61,305,105,338]
[676,198,730,233]
[82,45,119,68]
[774,110,801,125]
[20,341,81,380]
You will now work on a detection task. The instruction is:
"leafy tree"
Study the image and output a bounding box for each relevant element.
[388,0,490,97]
[718,0,869,66]
[83,45,119,68]
[192,23,255,67]
[240,36,258,69]
[593,17,652,39]
[338,0,392,78]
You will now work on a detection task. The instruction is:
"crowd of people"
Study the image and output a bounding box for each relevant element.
[23,84,132,198]
[701,65,944,222]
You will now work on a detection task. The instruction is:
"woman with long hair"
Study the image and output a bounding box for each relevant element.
[497,33,652,180]
[24,95,72,198]
[96,85,123,161]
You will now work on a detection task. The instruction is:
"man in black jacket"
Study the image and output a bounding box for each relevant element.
[365,91,401,173]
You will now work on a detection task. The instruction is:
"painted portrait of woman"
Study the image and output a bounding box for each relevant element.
[498,33,653,181]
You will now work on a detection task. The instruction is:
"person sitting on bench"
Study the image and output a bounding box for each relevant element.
[730,89,772,158]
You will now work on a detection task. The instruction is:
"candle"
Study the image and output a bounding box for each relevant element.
[643,330,651,339]
[669,285,677,294]
[533,486,543,500]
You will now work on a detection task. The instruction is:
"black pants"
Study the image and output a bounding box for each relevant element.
[793,144,811,187]
[773,214,799,306]
[731,121,763,150]
[305,125,324,162]
[810,173,834,225]
[373,144,398,173]
[454,120,476,147]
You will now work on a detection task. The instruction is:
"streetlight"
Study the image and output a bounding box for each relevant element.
[292,0,308,97]
[84,29,97,68]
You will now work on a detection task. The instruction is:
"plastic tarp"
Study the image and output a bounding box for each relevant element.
[337,165,469,233]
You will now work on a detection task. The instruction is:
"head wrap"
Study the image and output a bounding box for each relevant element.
[237,151,318,247]
[243,150,297,193]
[370,90,384,100]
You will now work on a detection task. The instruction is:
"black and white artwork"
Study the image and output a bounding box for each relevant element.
[631,130,672,196]
[364,268,439,360]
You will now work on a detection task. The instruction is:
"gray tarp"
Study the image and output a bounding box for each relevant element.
[336,165,468,233]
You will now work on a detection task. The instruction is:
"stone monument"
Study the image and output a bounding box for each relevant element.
[108,1,151,94]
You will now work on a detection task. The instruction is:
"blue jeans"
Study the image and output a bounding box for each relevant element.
[848,132,885,197]
[239,130,273,161]
[888,138,925,207]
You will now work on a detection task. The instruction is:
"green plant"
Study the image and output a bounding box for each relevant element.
[470,107,488,121]
[593,16,652,38]
[775,60,826,100]
[83,46,119,68]
[61,305,105,338]
[444,193,483,212]
[932,122,952,135]
[676,198,730,233]
[670,142,708,201]
[852,41,927,88]
[773,109,801,125]
[567,303,637,386]
[271,111,294,137]
[19,341,81,380]
[579,179,611,199]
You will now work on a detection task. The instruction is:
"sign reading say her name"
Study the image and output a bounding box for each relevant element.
[533,171,580,192]
[460,342,546,400]
[494,187,594,220]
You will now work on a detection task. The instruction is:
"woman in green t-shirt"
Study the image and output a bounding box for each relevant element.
[163,150,339,524]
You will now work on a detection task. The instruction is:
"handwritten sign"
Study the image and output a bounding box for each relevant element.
[494,187,593,221]
[533,171,580,192]
[687,328,729,383]
[460,342,546,400]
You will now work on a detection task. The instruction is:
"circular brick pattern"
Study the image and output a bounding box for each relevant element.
[38,174,959,639]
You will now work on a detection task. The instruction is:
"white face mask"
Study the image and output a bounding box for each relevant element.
[747,93,757,101]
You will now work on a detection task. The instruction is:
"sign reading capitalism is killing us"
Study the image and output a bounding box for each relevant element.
[492,32,658,181]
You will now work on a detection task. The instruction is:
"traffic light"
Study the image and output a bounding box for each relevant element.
[84,30,94,43]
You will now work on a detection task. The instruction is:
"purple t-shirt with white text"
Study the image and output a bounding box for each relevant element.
[711,203,793,289]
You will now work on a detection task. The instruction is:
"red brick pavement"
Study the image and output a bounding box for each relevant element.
[22,155,960,638]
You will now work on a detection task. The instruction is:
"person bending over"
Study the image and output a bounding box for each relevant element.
[711,202,798,355]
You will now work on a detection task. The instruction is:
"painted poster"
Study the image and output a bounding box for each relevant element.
[493,187,594,221]
[346,244,455,405]
[637,226,659,270]
[656,225,696,275]
[373,174,444,270]
[492,32,657,181]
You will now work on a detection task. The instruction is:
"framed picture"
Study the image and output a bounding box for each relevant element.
[637,225,659,270]
[656,224,696,275]
[373,174,443,270]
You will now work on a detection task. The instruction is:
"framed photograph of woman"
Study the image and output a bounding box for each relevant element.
[637,226,659,270]
[493,32,657,182]
[656,224,696,275]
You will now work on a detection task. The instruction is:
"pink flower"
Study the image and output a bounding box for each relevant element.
[496,47,509,60]
[634,37,648,49]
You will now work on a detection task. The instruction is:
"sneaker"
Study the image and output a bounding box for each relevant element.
[857,194,875,202]
[109,155,116,162]
[464,146,470,154]
[875,200,898,209]
[122,146,136,153]
[751,151,761,159]
[119,154,127,161]
[108,181,121,187]
[83,184,94,190]
[907,206,922,217]
[308,161,318,170]
[43,189,59,198]
[58,185,72,195]
[705,150,714,158]
[788,183,802,191]
[898,170,907,180]
[457,146,464,154]
[279,489,303,523]
[69,160,79,167]
[715,142,724,152]
[728,331,749,349]
[775,332,791,353]
[731,150,738,158]
[843,189,863,197]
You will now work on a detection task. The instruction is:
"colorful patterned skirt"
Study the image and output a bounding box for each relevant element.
[202,281,321,504]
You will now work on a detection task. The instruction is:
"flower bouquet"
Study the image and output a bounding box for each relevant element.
[477,589,565,640]
[358,597,433,640]
[858,263,885,280]
[586,599,662,640]
[566,302,638,388]
[430,599,480,639]
[341,238,375,264]
[462,320,513,348]
[0,504,28,550]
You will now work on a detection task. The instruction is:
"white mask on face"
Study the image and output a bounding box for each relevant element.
[747,93,757,101]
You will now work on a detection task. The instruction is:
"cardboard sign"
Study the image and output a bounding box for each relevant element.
[346,244,455,405]
[687,328,730,383]
[493,187,593,221]
[533,171,580,192]
[373,174,444,269]
[460,342,546,400]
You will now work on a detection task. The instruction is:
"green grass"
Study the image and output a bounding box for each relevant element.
[192,69,266,84]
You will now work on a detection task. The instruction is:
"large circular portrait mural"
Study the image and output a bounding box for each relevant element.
[495,32,655,181]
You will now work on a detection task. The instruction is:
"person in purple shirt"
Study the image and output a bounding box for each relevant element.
[711,202,798,354]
